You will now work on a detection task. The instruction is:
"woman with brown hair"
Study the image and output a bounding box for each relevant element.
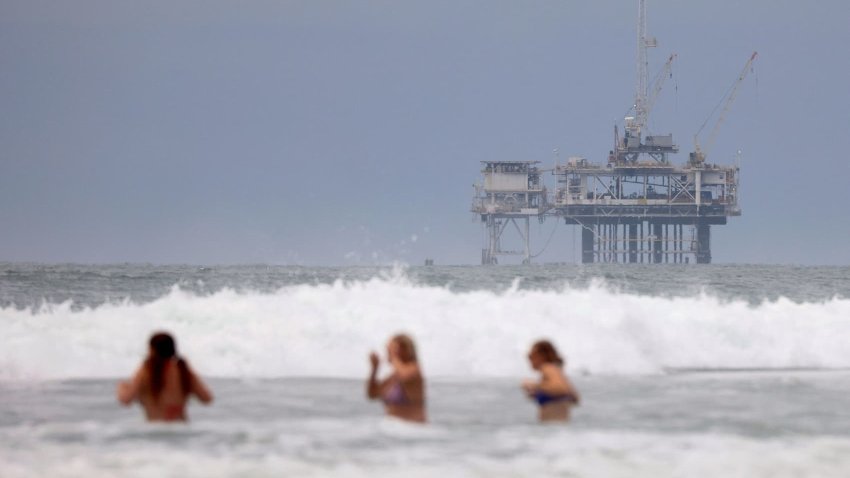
[366,333,426,423]
[522,339,580,422]
[117,332,213,421]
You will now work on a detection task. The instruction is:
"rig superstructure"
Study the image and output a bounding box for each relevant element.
[472,0,753,265]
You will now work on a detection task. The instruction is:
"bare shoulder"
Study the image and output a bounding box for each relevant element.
[129,364,149,386]
[540,363,565,378]
[117,364,147,404]
[394,362,423,382]
[184,361,213,403]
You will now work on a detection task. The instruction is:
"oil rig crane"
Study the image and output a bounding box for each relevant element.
[645,53,677,125]
[691,51,758,165]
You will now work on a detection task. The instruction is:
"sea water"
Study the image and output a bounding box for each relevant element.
[1,263,850,477]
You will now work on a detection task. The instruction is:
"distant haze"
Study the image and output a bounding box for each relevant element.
[1,0,848,265]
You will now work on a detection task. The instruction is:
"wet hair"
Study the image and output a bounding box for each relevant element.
[531,340,564,366]
[145,332,191,400]
[391,334,418,363]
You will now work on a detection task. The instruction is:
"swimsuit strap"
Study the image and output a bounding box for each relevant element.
[534,390,578,406]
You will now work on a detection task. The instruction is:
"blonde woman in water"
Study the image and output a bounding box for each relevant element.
[366,334,426,423]
[522,340,580,422]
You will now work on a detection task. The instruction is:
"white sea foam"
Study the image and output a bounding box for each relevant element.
[2,427,850,478]
[1,275,849,380]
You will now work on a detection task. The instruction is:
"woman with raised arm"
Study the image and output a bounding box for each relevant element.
[117,332,213,421]
[366,333,426,423]
[522,340,580,422]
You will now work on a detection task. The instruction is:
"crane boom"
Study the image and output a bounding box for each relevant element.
[644,53,677,126]
[693,51,758,164]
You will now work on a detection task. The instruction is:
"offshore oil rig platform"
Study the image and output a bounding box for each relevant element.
[472,0,755,265]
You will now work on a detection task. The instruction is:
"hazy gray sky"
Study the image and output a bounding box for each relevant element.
[1,0,848,265]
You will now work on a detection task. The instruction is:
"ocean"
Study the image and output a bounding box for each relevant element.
[2,263,849,477]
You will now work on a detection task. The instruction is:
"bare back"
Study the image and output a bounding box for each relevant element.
[118,358,213,421]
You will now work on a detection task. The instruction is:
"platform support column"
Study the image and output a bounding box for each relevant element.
[581,225,594,264]
[522,217,530,265]
[652,223,663,263]
[483,216,499,265]
[696,222,711,264]
[640,222,645,263]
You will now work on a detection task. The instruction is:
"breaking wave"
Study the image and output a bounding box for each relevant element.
[1,274,849,380]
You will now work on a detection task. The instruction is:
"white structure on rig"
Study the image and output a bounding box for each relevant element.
[472,161,546,265]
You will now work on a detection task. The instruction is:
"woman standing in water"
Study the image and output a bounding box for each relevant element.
[117,332,213,421]
[522,340,580,422]
[366,333,426,423]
